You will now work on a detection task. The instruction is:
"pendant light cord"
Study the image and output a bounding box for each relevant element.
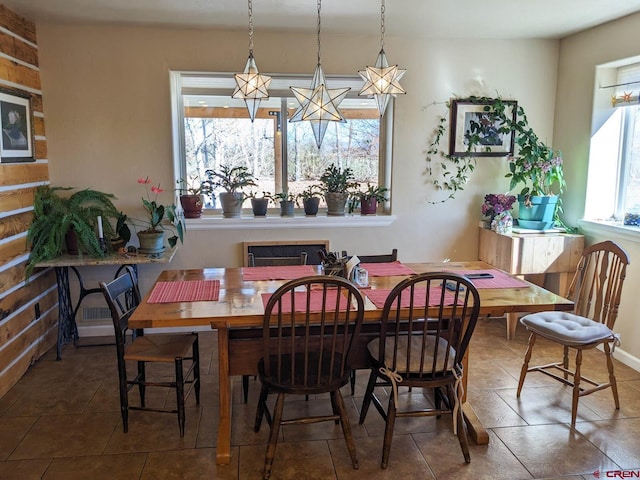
[317,0,322,65]
[380,0,385,51]
[248,0,254,56]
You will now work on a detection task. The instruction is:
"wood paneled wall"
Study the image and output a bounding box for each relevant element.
[0,5,57,398]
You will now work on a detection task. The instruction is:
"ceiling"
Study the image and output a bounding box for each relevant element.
[6,0,640,39]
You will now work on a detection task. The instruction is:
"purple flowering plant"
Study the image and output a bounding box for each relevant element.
[481,193,516,219]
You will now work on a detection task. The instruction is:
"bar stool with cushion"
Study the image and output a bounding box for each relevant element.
[100,266,200,437]
[359,272,481,468]
[254,275,365,480]
[517,240,629,426]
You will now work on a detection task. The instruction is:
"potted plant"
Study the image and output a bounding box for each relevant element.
[205,165,257,218]
[26,186,123,278]
[176,175,214,219]
[319,164,358,216]
[249,191,273,217]
[109,211,132,251]
[349,183,388,215]
[503,109,566,229]
[134,177,185,253]
[273,191,295,217]
[296,184,323,216]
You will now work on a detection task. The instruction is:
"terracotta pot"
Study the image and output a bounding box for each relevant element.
[360,198,378,215]
[65,227,79,255]
[179,194,203,219]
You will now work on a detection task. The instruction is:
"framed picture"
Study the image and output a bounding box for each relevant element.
[449,99,517,157]
[0,89,34,163]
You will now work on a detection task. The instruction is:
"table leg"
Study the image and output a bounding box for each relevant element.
[461,341,489,445]
[216,326,232,465]
[506,312,519,340]
[54,267,77,360]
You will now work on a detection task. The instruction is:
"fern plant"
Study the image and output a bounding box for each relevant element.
[26,186,122,278]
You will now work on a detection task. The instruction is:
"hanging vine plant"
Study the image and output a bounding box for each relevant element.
[425,95,516,204]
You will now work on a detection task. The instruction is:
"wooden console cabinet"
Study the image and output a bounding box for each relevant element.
[478,228,584,339]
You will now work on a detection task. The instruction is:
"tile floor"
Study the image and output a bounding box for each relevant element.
[1,318,639,479]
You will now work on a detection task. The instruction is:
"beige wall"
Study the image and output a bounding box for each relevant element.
[36,23,558,265]
[34,17,640,367]
[556,12,640,368]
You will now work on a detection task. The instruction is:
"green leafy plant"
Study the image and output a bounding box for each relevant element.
[348,183,389,213]
[204,165,257,196]
[319,164,358,194]
[426,95,566,203]
[176,175,214,198]
[26,186,122,278]
[295,184,323,206]
[136,177,184,246]
[273,191,295,203]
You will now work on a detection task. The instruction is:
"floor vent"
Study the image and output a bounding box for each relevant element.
[82,307,111,322]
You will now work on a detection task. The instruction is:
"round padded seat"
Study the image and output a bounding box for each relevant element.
[520,311,614,347]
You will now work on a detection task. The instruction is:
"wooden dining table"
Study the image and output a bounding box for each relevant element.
[127,261,574,465]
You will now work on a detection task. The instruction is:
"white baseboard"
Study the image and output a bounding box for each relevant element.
[613,346,640,372]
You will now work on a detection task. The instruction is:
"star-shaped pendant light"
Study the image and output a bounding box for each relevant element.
[358,0,406,116]
[289,0,350,148]
[232,0,271,122]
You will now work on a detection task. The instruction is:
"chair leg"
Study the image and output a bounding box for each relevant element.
[359,369,378,424]
[350,370,356,396]
[517,332,537,397]
[193,335,201,404]
[242,375,250,403]
[381,393,397,469]
[448,384,470,463]
[563,345,570,380]
[571,349,583,427]
[117,365,129,433]
[175,358,186,437]
[330,389,340,425]
[604,342,620,409]
[263,392,285,480]
[254,382,270,433]
[332,389,359,469]
[138,361,146,407]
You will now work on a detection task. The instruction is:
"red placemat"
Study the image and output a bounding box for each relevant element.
[261,290,350,313]
[359,261,417,277]
[242,265,316,281]
[148,280,220,303]
[364,287,460,309]
[445,269,529,289]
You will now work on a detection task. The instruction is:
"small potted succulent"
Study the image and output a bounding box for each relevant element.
[176,175,214,219]
[204,165,257,218]
[350,183,388,215]
[249,191,273,217]
[296,184,323,216]
[319,164,358,216]
[273,191,296,217]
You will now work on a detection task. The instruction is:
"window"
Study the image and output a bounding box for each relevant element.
[171,72,392,211]
[586,60,640,223]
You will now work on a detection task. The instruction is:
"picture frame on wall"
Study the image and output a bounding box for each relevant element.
[449,99,517,157]
[0,89,35,163]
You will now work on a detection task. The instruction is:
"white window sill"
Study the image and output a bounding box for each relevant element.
[579,219,640,244]
[185,213,397,230]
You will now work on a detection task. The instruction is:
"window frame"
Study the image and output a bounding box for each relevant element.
[169,71,394,217]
